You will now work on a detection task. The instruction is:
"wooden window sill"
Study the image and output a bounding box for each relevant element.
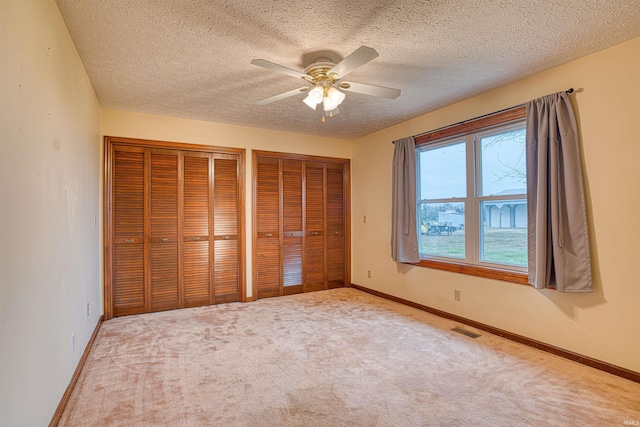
[414,259,530,285]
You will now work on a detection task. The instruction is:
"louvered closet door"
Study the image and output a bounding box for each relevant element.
[112,147,146,316]
[106,137,245,319]
[256,157,280,298]
[305,162,325,292]
[213,155,239,303]
[282,160,303,295]
[149,150,180,312]
[326,163,346,289]
[182,153,212,308]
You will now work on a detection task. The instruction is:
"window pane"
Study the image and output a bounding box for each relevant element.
[480,200,527,266]
[419,142,466,200]
[418,202,465,259]
[479,127,526,196]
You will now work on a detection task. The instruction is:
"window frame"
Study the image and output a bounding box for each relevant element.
[414,106,530,285]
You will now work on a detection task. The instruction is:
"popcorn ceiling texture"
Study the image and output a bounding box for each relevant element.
[55,0,640,140]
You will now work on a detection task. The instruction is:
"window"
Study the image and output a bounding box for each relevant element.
[415,107,529,284]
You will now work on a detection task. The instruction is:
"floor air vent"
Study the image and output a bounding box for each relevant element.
[451,327,481,339]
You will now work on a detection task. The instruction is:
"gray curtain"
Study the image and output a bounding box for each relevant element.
[391,136,420,263]
[526,92,592,292]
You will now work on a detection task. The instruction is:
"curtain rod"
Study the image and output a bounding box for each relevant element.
[401,88,574,143]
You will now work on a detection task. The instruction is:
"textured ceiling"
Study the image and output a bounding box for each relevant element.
[55,0,640,140]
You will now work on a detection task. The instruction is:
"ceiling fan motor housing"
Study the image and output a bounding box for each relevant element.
[304,61,339,86]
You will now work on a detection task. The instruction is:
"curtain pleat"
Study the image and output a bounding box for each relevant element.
[526,92,593,292]
[391,137,420,263]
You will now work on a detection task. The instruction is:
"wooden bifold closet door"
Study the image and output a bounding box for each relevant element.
[105,137,244,319]
[149,149,180,312]
[304,161,325,293]
[253,151,350,299]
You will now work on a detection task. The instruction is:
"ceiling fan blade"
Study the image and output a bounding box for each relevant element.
[256,87,309,105]
[328,46,379,79]
[250,59,307,80]
[339,81,401,99]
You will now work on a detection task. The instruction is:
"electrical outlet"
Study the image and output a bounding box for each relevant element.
[93,215,97,227]
[86,302,90,317]
[367,270,372,279]
[363,215,367,223]
[71,333,75,355]
[454,290,461,302]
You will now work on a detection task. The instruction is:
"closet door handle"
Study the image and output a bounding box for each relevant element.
[265,233,273,237]
[313,232,318,236]
[223,235,230,240]
[125,239,134,243]
[194,237,200,241]
[161,238,169,242]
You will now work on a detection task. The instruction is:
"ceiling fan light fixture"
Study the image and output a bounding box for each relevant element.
[303,94,319,110]
[323,87,345,111]
[303,85,323,109]
[251,46,400,121]
[322,97,336,111]
[327,87,345,104]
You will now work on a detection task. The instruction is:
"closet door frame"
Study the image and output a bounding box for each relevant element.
[104,136,246,320]
[251,150,351,300]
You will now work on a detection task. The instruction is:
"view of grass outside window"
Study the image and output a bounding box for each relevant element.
[417,141,466,259]
[420,202,465,258]
[417,121,528,270]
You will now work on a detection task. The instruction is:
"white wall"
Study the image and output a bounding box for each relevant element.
[101,109,352,300]
[351,38,640,372]
[0,1,102,425]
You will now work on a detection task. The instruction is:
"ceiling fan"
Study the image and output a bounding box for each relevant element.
[251,46,400,122]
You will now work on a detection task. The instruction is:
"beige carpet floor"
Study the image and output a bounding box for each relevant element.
[59,288,640,426]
